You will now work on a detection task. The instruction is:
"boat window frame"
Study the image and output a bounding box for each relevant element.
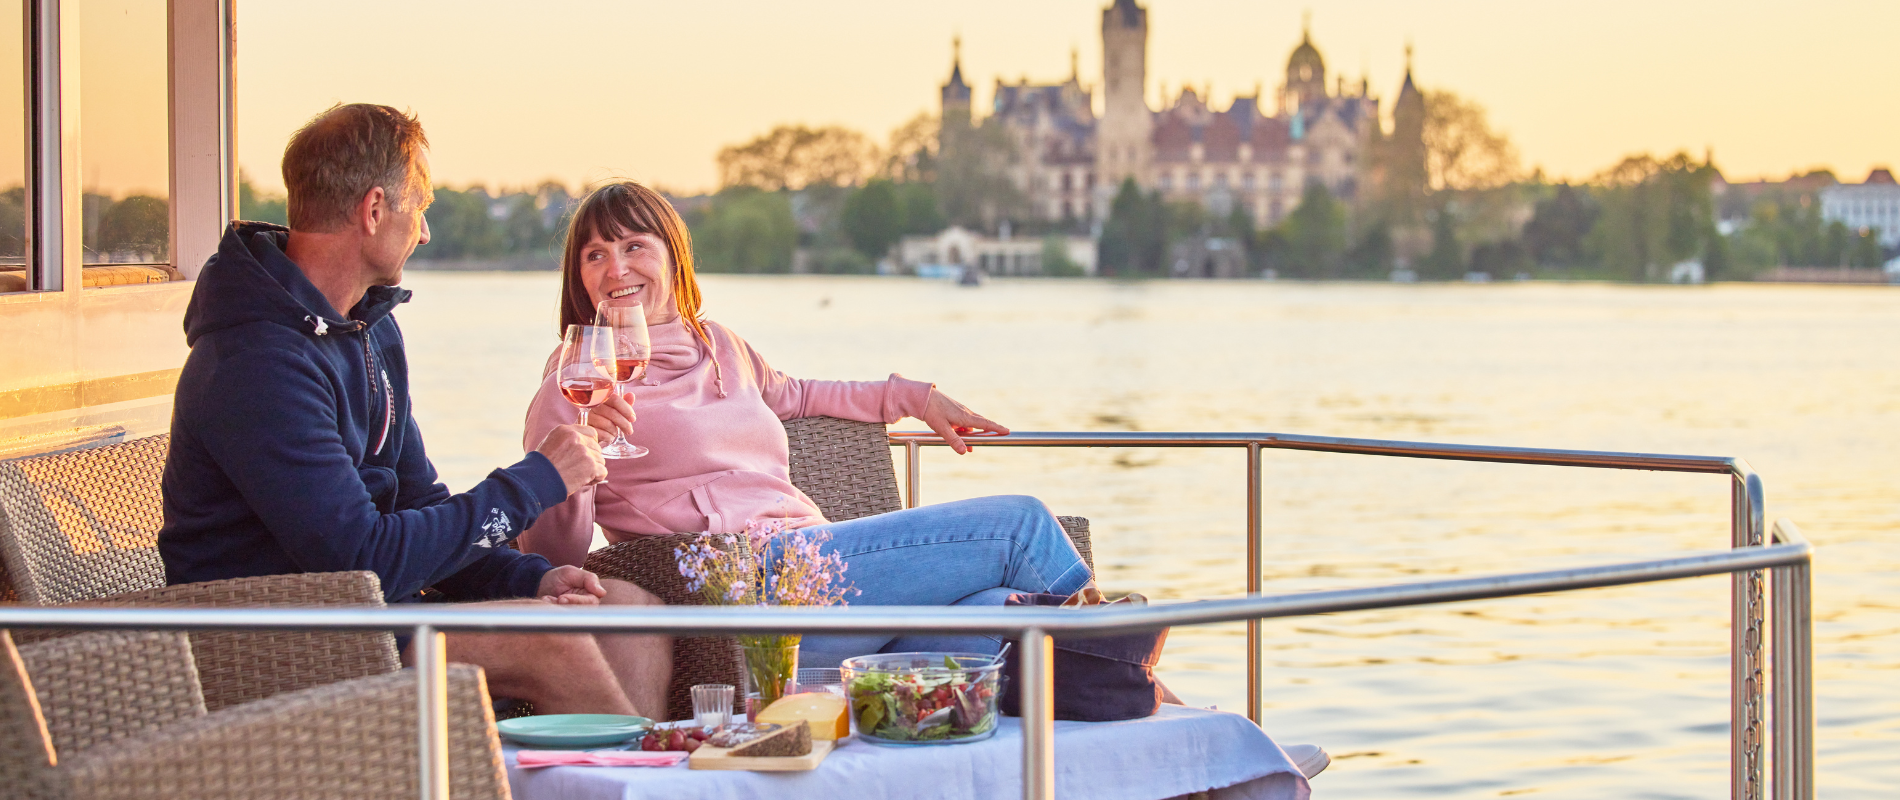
[4,0,232,297]
[22,0,56,292]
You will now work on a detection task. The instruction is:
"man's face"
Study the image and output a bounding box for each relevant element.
[364,151,433,287]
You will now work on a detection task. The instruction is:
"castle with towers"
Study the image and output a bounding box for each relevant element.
[940,0,1425,230]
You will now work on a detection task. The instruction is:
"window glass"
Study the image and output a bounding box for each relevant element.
[80,0,171,270]
[0,0,26,293]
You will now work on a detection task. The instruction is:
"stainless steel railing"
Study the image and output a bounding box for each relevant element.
[890,430,1788,800]
[0,533,1813,800]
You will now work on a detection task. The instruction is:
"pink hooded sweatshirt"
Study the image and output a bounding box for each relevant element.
[519,318,933,559]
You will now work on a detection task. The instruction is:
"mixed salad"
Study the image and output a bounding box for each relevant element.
[846,655,1001,744]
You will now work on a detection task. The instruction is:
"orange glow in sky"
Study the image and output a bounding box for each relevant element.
[237,0,1899,194]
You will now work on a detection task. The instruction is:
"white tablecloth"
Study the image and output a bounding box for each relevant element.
[504,705,1310,800]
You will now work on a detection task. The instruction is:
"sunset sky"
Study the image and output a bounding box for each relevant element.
[235,0,1898,195]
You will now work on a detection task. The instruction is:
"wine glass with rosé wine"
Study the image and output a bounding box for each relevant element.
[558,324,618,437]
[594,302,651,459]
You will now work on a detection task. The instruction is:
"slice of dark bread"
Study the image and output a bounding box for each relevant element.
[729,720,812,757]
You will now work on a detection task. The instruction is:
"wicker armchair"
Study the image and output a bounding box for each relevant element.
[0,435,171,606]
[585,416,1095,721]
[0,629,507,800]
[0,436,401,711]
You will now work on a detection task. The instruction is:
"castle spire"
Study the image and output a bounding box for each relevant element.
[946,35,968,89]
[940,34,972,122]
[1400,40,1417,93]
[1071,46,1080,82]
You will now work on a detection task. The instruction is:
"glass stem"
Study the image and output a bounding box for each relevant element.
[613,382,631,443]
[578,408,590,427]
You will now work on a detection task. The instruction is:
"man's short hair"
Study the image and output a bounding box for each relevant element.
[281,103,431,232]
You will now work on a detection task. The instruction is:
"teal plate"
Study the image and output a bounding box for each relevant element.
[496,714,652,748]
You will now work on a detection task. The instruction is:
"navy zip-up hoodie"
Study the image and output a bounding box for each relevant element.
[159,222,565,603]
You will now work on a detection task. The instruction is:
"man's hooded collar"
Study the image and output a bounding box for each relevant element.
[183,221,411,346]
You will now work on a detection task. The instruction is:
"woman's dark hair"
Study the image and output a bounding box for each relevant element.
[557,181,707,344]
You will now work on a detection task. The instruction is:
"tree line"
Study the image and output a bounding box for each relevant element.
[235,113,1006,275]
[241,173,577,263]
[236,93,1892,280]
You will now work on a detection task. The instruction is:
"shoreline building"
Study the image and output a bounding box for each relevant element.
[1820,168,1900,248]
[943,0,1405,229]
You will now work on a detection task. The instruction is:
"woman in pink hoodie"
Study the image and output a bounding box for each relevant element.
[520,181,1091,667]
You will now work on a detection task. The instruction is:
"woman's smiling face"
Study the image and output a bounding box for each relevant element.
[581,230,679,325]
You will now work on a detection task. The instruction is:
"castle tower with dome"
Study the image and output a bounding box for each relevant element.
[940,0,1397,228]
[1281,16,1328,115]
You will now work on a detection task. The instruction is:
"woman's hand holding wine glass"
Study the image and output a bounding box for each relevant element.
[594,302,652,459]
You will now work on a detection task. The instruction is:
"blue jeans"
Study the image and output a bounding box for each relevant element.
[788,495,1092,669]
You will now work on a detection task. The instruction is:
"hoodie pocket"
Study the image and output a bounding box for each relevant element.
[358,464,400,513]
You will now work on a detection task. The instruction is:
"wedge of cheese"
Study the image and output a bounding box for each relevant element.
[756,692,850,741]
[729,720,811,758]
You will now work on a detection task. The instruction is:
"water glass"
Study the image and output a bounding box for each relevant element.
[690,683,734,729]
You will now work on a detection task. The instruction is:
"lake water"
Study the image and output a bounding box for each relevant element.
[398,271,1897,799]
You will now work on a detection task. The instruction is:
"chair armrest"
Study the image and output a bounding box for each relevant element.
[62,664,507,800]
[21,572,401,712]
[14,631,204,756]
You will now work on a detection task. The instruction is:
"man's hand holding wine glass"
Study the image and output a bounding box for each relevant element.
[535,424,608,495]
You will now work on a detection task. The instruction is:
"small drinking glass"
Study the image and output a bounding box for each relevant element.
[691,683,734,729]
[594,302,651,459]
[557,325,616,430]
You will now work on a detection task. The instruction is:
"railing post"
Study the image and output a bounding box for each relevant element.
[905,440,920,509]
[415,624,449,800]
[1731,475,1765,800]
[1020,627,1055,800]
[1771,521,1813,800]
[1246,442,1263,724]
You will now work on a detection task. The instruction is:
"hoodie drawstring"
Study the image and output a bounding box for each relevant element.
[691,320,728,399]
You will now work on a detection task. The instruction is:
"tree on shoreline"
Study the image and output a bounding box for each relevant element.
[715,125,879,192]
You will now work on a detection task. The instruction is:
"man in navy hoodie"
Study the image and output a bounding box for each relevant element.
[160,104,668,717]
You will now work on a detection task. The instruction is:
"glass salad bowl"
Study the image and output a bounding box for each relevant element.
[840,651,1004,745]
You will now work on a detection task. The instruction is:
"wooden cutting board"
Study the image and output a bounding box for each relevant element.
[687,739,835,771]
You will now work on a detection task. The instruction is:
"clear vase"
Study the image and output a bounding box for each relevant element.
[740,635,801,711]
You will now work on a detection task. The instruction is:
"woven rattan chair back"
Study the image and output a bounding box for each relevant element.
[52,572,401,713]
[0,628,208,800]
[1,630,502,800]
[13,630,206,757]
[0,435,170,605]
[0,630,57,797]
[782,416,904,521]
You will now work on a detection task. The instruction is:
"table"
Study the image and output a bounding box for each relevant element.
[505,705,1310,800]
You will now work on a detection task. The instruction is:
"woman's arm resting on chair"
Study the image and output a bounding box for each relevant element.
[918,387,1008,455]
